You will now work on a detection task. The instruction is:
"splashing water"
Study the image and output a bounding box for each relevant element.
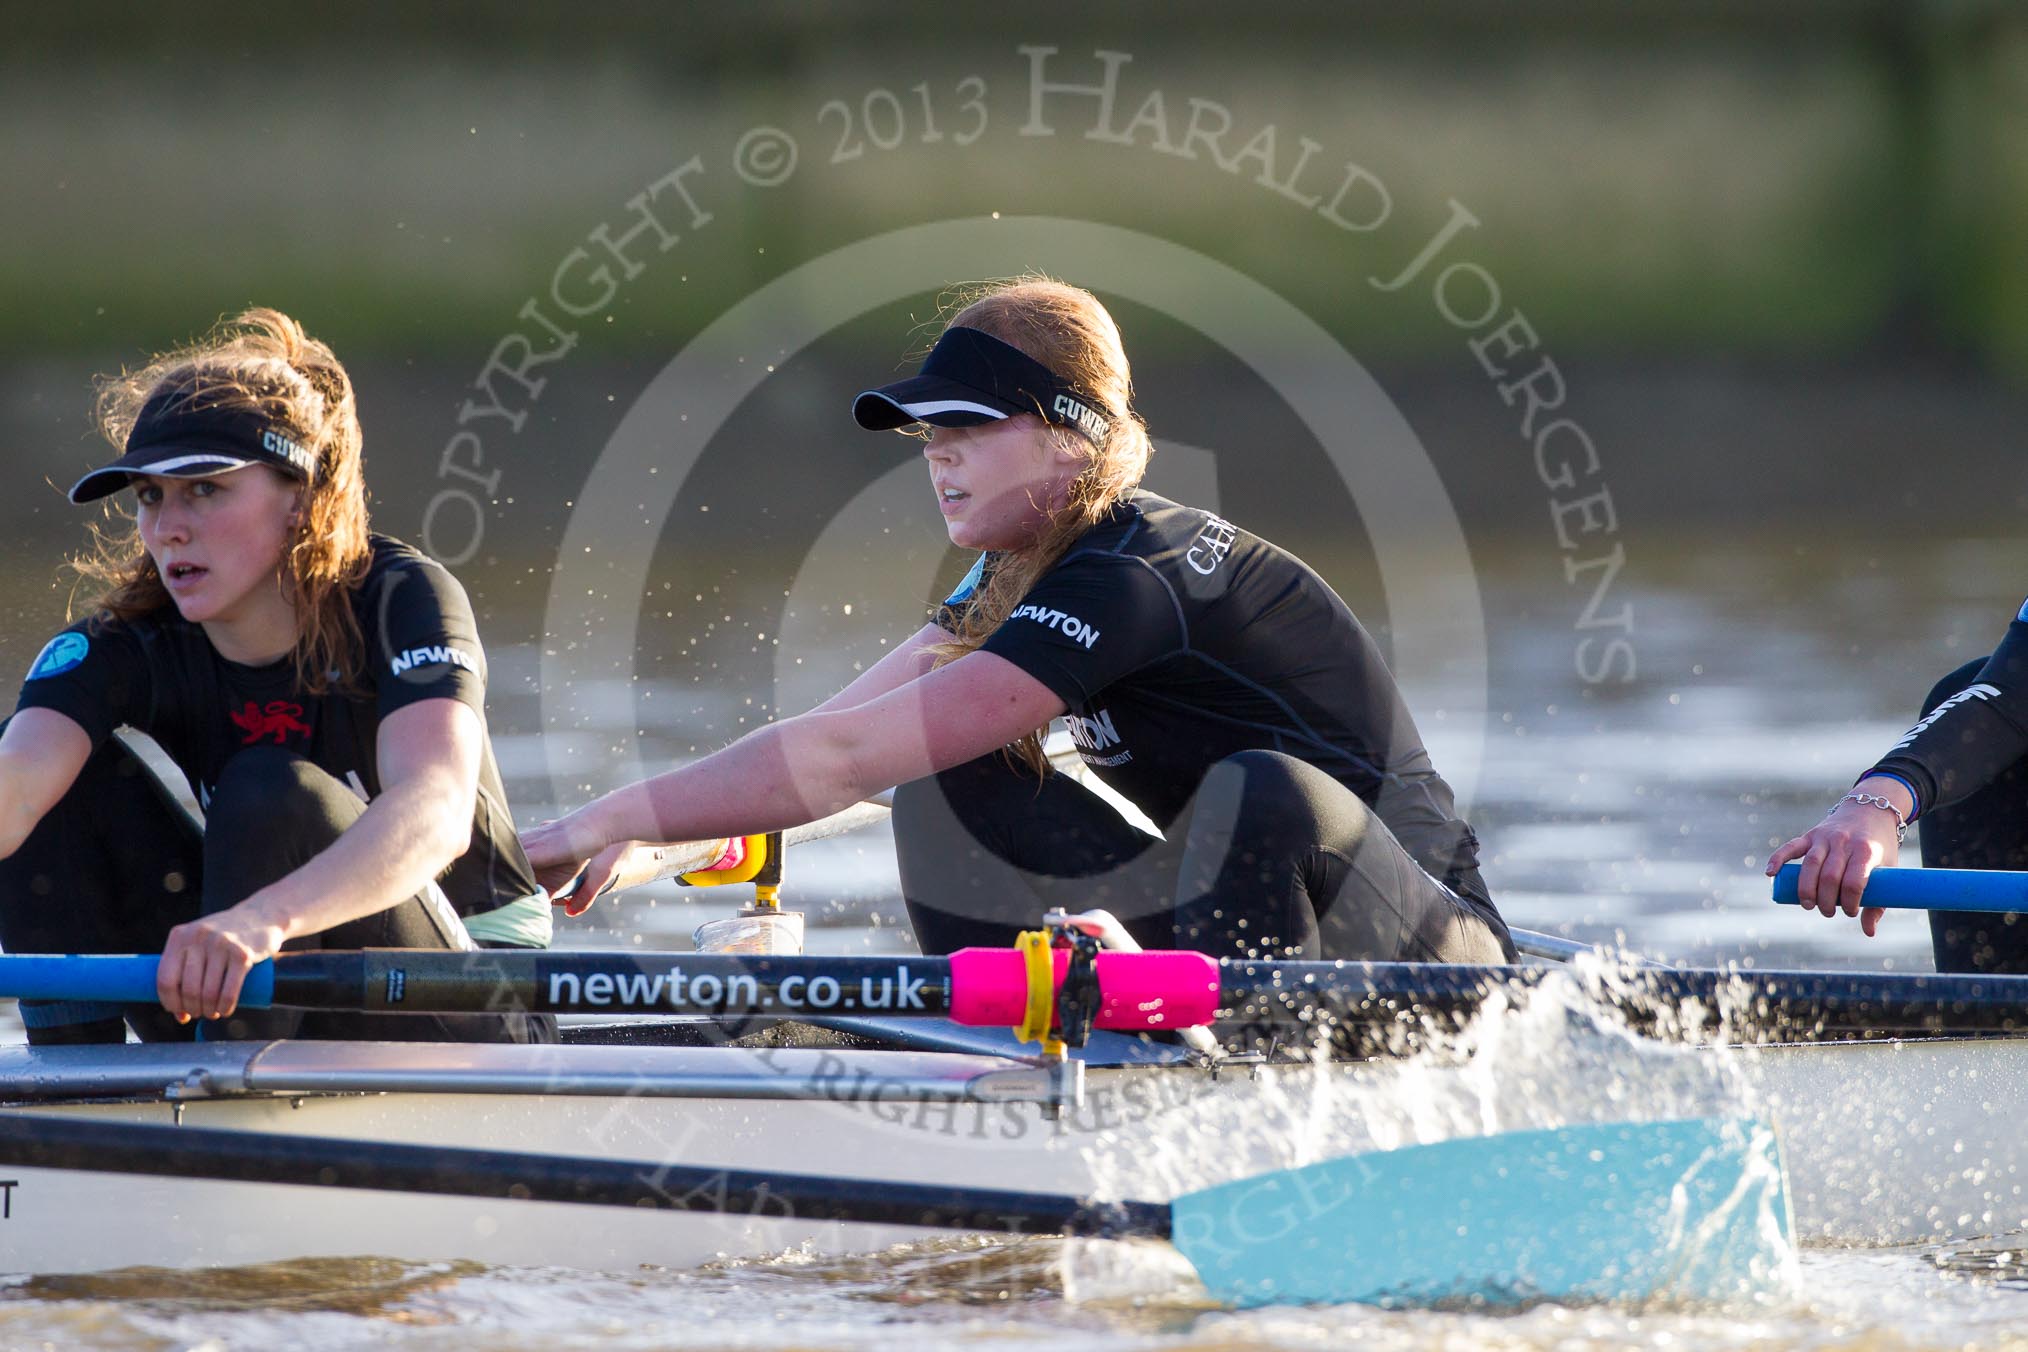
[1065,957,1800,1308]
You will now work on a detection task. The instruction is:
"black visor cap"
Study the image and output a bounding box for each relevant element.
[68,392,318,504]
[852,327,1111,444]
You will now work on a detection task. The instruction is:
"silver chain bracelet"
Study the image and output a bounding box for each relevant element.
[1840,792,1908,842]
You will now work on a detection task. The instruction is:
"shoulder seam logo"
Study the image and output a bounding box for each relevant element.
[1186,514,1239,576]
[390,644,479,677]
[1009,604,1100,649]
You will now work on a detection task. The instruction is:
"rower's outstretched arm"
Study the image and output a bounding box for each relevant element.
[0,710,93,861]
[533,622,953,907]
[805,622,945,715]
[526,651,1065,876]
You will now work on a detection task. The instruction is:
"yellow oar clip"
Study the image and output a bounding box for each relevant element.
[681,834,771,888]
[1013,929,1061,1052]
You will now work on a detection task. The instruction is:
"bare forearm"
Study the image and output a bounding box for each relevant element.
[0,715,91,860]
[0,765,41,860]
[548,650,1064,868]
[568,715,871,857]
[807,624,941,716]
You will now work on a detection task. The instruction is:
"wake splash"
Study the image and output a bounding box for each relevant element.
[1066,955,1801,1310]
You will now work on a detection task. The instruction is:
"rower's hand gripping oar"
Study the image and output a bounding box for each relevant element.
[548,788,897,919]
[1773,861,2028,914]
[552,830,776,907]
[550,829,807,952]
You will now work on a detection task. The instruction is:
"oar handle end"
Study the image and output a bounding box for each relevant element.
[240,960,276,1009]
[0,955,276,1009]
[1771,861,2028,914]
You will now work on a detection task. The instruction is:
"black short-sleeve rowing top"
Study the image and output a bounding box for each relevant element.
[12,534,543,936]
[942,492,1485,898]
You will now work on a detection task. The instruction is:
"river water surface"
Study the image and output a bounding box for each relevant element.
[0,531,2022,1350]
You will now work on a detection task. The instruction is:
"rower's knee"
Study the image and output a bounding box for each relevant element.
[1203,749,1360,842]
[20,1008,127,1046]
[208,747,360,844]
[203,749,364,914]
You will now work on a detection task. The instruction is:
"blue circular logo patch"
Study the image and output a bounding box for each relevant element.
[26,632,88,681]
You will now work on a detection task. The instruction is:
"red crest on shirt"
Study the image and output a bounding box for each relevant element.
[230,700,311,745]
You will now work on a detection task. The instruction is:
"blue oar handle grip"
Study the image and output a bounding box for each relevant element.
[1773,862,2028,914]
[0,955,275,1007]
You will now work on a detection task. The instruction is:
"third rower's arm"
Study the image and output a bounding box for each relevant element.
[157,697,484,1020]
[535,650,1065,872]
[1769,614,2028,934]
[1765,774,1914,935]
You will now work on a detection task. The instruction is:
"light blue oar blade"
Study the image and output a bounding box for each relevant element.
[1171,1116,1792,1309]
[1773,861,2028,914]
[0,955,275,1008]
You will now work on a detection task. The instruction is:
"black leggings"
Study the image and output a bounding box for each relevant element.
[893,748,1515,964]
[1915,660,2028,974]
[0,737,553,1045]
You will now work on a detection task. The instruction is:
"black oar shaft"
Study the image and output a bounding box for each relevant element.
[200,951,2028,1038]
[275,951,958,1019]
[1218,962,2028,1037]
[0,1113,1170,1239]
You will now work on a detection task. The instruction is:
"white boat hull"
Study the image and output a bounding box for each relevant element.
[0,1029,2018,1275]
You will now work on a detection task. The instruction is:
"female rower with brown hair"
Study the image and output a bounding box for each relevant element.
[0,308,552,1043]
[525,277,1516,967]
